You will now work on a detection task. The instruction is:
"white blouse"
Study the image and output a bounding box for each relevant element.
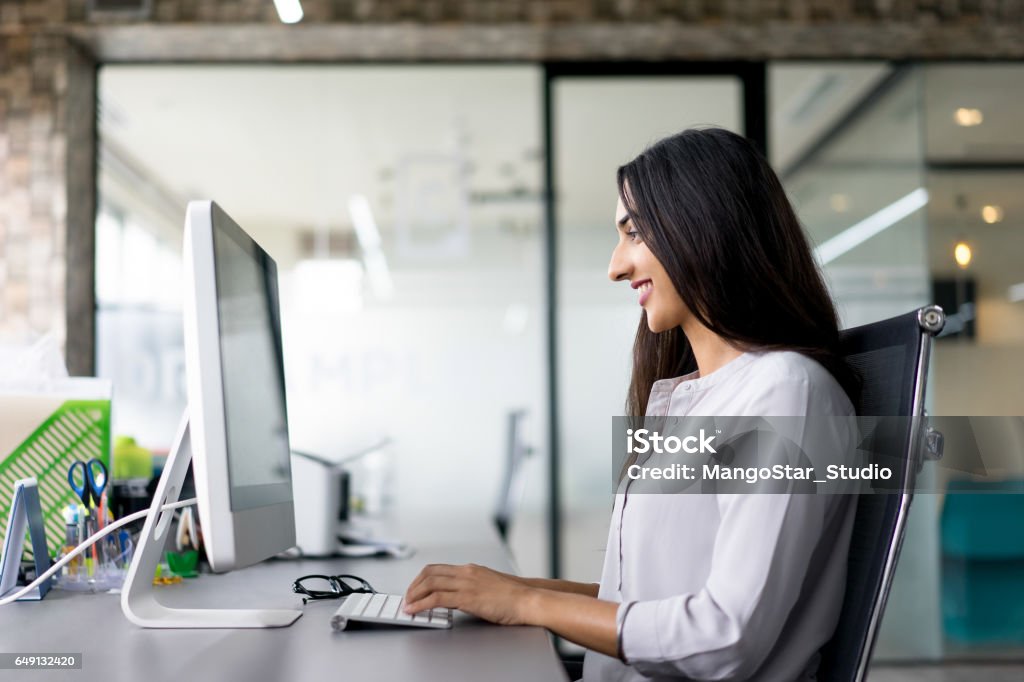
[583,350,858,682]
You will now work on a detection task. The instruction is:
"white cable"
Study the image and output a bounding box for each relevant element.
[0,497,198,607]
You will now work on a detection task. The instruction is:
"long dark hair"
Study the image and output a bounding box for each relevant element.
[618,127,859,417]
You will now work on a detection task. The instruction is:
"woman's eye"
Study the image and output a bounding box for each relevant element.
[626,230,641,241]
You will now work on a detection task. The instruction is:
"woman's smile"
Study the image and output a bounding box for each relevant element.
[632,278,653,306]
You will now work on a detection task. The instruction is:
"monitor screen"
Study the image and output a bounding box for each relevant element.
[211,207,293,511]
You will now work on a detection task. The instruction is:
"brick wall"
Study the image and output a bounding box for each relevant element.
[0,0,1022,372]
[0,31,90,372]
[0,0,1017,25]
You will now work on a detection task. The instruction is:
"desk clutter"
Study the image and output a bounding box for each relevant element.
[0,388,112,575]
[0,358,115,599]
[1,336,410,608]
[0,351,204,598]
[1,473,204,597]
[2,430,411,602]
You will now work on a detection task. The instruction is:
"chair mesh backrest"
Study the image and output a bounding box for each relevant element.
[817,310,925,682]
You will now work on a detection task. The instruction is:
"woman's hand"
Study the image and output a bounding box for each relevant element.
[403,563,537,625]
[405,563,620,657]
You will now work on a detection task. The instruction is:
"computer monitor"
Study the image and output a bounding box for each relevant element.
[184,200,295,572]
[121,201,302,628]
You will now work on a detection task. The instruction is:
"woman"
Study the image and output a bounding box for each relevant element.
[404,128,859,681]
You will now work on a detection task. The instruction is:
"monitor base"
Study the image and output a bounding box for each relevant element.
[120,411,302,629]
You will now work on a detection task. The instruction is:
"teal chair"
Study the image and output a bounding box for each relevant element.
[941,478,1024,644]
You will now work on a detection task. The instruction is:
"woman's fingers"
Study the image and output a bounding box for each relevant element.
[405,564,456,596]
[401,563,532,625]
[405,563,458,597]
[404,575,462,607]
[404,589,461,614]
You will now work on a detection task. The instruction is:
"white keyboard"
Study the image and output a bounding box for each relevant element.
[331,592,453,631]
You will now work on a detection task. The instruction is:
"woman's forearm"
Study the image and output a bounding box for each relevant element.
[402,563,616,654]
[523,589,619,658]
[517,577,600,597]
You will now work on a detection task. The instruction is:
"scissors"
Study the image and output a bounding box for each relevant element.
[67,458,108,509]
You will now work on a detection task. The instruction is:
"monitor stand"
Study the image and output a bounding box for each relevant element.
[120,411,302,628]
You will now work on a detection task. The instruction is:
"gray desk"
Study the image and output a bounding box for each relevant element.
[0,516,567,682]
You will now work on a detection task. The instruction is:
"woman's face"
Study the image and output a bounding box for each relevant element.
[608,197,691,333]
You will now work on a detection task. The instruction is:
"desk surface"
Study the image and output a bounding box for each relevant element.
[0,516,567,682]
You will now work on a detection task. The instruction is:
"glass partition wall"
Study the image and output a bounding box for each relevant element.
[96,65,550,576]
[549,71,747,585]
[771,62,940,662]
[772,62,1024,663]
[922,64,1024,661]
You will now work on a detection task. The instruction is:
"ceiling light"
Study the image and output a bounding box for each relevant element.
[954,241,972,269]
[348,195,381,250]
[981,205,1004,224]
[814,188,929,265]
[829,194,850,213]
[348,195,394,299]
[273,0,303,23]
[954,108,983,127]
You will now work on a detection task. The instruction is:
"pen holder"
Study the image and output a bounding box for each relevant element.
[54,515,134,593]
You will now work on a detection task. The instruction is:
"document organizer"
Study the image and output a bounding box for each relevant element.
[0,478,53,600]
[0,396,111,563]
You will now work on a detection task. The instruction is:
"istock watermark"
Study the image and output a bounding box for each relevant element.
[626,428,718,455]
[623,462,893,485]
[610,415,1020,495]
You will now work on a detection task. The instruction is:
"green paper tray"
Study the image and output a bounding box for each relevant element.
[0,399,112,561]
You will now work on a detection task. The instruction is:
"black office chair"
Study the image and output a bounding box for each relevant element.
[817,305,946,682]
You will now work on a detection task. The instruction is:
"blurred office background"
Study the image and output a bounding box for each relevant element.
[2,1,1023,676]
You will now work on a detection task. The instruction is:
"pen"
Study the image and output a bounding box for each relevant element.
[98,491,105,531]
[118,529,132,568]
[61,506,80,578]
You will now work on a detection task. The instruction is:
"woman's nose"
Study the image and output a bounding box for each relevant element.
[608,245,631,282]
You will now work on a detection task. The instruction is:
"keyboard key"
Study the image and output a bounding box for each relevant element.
[380,594,402,620]
[332,594,454,629]
[366,593,388,617]
[337,592,371,617]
